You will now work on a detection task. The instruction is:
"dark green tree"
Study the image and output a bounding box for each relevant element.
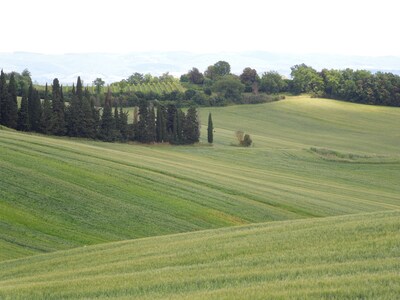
[66,77,85,136]
[51,79,66,135]
[183,106,200,144]
[99,88,116,142]
[188,67,204,84]
[6,73,18,128]
[81,88,97,138]
[155,103,166,143]
[290,64,324,95]
[207,112,213,144]
[205,61,231,81]
[166,104,177,142]
[119,106,129,141]
[93,77,105,94]
[17,90,30,131]
[27,84,42,132]
[114,105,120,130]
[213,75,245,103]
[240,67,259,93]
[260,71,287,94]
[148,105,156,142]
[40,84,53,134]
[136,99,155,143]
[0,70,8,125]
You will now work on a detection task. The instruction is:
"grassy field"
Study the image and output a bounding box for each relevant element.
[0,210,398,299]
[0,95,399,298]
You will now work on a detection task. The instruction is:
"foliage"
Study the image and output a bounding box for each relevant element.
[290,64,324,95]
[213,75,245,103]
[92,78,105,94]
[240,67,259,92]
[187,67,204,84]
[205,61,231,80]
[17,91,30,131]
[260,71,287,94]
[0,72,18,129]
[207,112,213,144]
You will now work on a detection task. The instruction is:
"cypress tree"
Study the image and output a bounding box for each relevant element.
[207,112,213,144]
[17,90,30,131]
[137,99,149,143]
[99,88,115,141]
[28,84,42,132]
[155,103,165,143]
[183,106,200,144]
[40,83,53,134]
[148,105,156,143]
[176,109,185,144]
[67,78,84,136]
[114,105,120,131]
[51,79,66,135]
[91,97,100,137]
[81,88,96,138]
[119,106,129,141]
[166,104,177,142]
[6,73,18,129]
[0,70,8,125]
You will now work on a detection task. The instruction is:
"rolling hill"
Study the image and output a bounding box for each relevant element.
[0,95,399,298]
[0,210,398,299]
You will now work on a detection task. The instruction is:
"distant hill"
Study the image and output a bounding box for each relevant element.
[1,51,400,84]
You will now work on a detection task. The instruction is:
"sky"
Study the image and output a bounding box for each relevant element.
[2,0,400,56]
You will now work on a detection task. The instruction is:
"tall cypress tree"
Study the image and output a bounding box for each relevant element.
[91,97,100,137]
[148,105,156,143]
[51,79,66,135]
[0,70,7,125]
[114,105,120,131]
[67,78,84,136]
[6,73,18,129]
[166,104,177,142]
[40,83,53,134]
[28,84,42,132]
[183,106,200,144]
[207,112,213,144]
[81,88,96,138]
[155,103,165,143]
[99,88,115,141]
[119,106,128,141]
[17,90,30,131]
[176,109,185,144]
[137,99,149,143]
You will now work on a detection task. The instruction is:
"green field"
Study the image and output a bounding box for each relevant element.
[1,96,399,298]
[1,210,399,299]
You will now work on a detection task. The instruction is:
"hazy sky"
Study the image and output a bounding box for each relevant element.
[2,0,399,56]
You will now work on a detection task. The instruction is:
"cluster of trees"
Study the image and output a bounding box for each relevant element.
[181,61,400,107]
[1,72,203,145]
[135,101,201,145]
[180,61,283,106]
[290,64,400,106]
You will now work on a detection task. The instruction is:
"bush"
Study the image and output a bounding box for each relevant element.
[242,134,252,147]
[235,130,252,147]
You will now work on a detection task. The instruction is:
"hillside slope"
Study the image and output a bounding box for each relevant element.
[1,96,400,261]
[0,210,398,299]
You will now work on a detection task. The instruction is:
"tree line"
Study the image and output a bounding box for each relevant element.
[180,61,400,107]
[289,64,400,106]
[0,71,204,145]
